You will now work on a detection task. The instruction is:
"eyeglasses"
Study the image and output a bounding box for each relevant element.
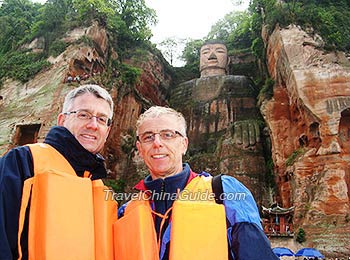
[64,110,112,127]
[137,129,183,143]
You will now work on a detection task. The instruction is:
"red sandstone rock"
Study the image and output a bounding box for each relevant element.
[262,24,350,255]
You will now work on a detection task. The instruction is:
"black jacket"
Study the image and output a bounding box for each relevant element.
[0,126,107,260]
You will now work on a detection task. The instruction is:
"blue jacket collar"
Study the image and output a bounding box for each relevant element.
[143,163,191,195]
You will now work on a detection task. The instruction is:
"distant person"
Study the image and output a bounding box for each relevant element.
[66,74,73,83]
[0,84,117,259]
[116,106,278,259]
[74,75,81,83]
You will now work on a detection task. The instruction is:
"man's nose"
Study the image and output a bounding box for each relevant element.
[152,134,163,147]
[86,116,99,129]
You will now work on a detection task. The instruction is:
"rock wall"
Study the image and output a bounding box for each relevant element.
[170,75,269,205]
[0,23,171,195]
[0,22,112,154]
[262,24,350,256]
[103,49,171,191]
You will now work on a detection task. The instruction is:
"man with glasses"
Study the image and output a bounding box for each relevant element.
[0,84,115,260]
[116,106,277,260]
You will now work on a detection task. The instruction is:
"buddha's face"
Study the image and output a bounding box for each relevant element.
[200,43,228,77]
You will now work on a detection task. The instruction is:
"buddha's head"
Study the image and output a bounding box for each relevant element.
[199,41,229,77]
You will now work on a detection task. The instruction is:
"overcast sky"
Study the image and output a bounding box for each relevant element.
[145,0,249,66]
[145,0,249,43]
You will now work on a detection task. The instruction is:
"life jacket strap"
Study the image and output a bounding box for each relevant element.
[83,170,91,178]
[212,174,224,204]
[154,206,173,252]
[17,177,34,260]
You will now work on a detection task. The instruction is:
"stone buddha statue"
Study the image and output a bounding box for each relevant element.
[199,41,229,77]
[170,40,267,204]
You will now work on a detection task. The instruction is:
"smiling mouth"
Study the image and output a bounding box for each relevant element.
[81,134,96,140]
[152,154,167,159]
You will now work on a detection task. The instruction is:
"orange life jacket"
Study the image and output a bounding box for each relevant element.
[113,175,228,260]
[17,143,118,260]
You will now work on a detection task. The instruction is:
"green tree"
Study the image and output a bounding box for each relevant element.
[72,0,114,26]
[113,0,157,50]
[0,50,50,83]
[0,0,40,54]
[159,37,181,65]
[181,39,204,68]
[208,11,253,50]
[296,228,306,243]
[249,0,350,51]
[30,0,75,52]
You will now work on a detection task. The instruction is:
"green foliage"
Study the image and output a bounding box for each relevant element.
[181,39,204,69]
[171,65,199,86]
[182,9,255,69]
[0,0,41,54]
[109,60,141,89]
[48,40,68,57]
[250,0,350,51]
[118,63,141,86]
[296,227,306,243]
[286,148,305,166]
[208,11,253,51]
[251,37,264,60]
[265,157,275,186]
[0,0,157,85]
[0,0,157,52]
[0,50,50,83]
[103,178,126,193]
[111,0,157,51]
[258,77,274,101]
[78,36,95,48]
[31,0,74,40]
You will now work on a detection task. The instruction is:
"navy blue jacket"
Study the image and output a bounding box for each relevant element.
[119,164,278,260]
[0,126,107,260]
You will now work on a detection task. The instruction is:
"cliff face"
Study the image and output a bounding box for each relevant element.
[262,24,350,255]
[103,49,171,190]
[170,75,269,205]
[0,22,171,192]
[0,22,116,152]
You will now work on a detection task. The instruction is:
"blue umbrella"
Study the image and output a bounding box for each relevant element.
[295,248,325,258]
[273,247,295,257]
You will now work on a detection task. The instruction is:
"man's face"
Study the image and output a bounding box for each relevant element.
[57,93,112,154]
[200,43,228,77]
[136,115,188,179]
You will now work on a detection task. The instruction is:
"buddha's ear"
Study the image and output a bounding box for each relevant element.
[226,56,231,74]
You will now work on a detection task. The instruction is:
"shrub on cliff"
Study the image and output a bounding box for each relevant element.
[296,227,306,243]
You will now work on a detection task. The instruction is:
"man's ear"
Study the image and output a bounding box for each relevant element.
[57,113,65,126]
[182,137,189,155]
